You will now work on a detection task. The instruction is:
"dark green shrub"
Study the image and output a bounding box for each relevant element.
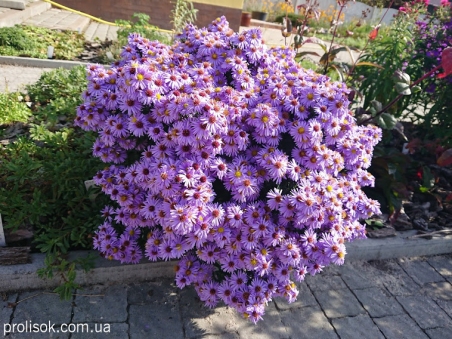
[116,13,171,45]
[0,66,109,299]
[0,25,34,50]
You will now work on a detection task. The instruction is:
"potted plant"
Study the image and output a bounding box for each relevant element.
[243,0,273,22]
[251,10,269,21]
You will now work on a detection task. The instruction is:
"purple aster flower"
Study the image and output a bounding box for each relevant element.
[77,17,382,323]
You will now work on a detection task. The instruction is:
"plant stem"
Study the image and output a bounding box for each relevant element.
[323,4,345,74]
[294,0,314,52]
[360,64,441,124]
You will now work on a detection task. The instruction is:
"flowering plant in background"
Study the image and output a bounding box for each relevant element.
[75,17,381,322]
[404,5,452,142]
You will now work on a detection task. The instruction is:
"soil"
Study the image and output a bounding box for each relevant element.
[366,121,452,238]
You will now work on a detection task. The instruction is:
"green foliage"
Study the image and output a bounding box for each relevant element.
[0,25,84,60]
[354,15,417,117]
[363,133,411,214]
[171,0,198,34]
[298,58,319,71]
[403,14,452,145]
[0,92,31,125]
[0,26,34,50]
[0,66,109,298]
[25,66,87,127]
[116,13,171,46]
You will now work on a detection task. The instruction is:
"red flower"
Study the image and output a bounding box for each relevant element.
[438,47,452,79]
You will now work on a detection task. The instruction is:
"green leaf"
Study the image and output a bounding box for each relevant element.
[422,166,435,189]
[394,82,411,95]
[364,219,385,229]
[411,85,422,93]
[295,51,321,59]
[370,100,382,112]
[329,64,345,82]
[355,61,384,69]
[376,113,397,130]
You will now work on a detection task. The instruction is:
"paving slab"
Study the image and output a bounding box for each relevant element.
[273,281,317,310]
[336,261,382,290]
[70,323,129,339]
[1,292,17,326]
[128,278,182,339]
[427,255,452,278]
[93,24,109,41]
[129,303,184,339]
[425,327,452,339]
[425,281,452,301]
[279,306,338,339]
[436,299,452,318]
[373,314,430,339]
[179,287,241,339]
[305,273,348,292]
[396,295,452,330]
[197,333,241,339]
[106,25,118,41]
[0,1,50,28]
[398,258,446,285]
[368,260,421,296]
[332,314,385,339]
[13,291,72,325]
[8,326,69,339]
[353,287,405,318]
[313,288,366,318]
[236,302,289,339]
[127,279,178,305]
[72,284,128,323]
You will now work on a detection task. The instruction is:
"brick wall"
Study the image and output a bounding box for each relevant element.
[55,0,242,31]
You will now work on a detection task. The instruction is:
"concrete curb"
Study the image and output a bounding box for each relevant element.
[0,1,50,28]
[0,56,109,69]
[0,0,25,10]
[0,230,451,293]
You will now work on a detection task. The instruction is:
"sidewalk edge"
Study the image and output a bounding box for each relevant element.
[1,230,451,292]
[0,56,109,69]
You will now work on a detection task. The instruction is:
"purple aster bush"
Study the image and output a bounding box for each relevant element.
[75,17,381,322]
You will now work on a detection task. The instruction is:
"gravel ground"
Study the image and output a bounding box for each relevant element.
[0,64,53,93]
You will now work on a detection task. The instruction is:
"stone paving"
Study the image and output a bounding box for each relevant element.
[1,255,451,338]
[83,22,118,42]
[22,8,90,32]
